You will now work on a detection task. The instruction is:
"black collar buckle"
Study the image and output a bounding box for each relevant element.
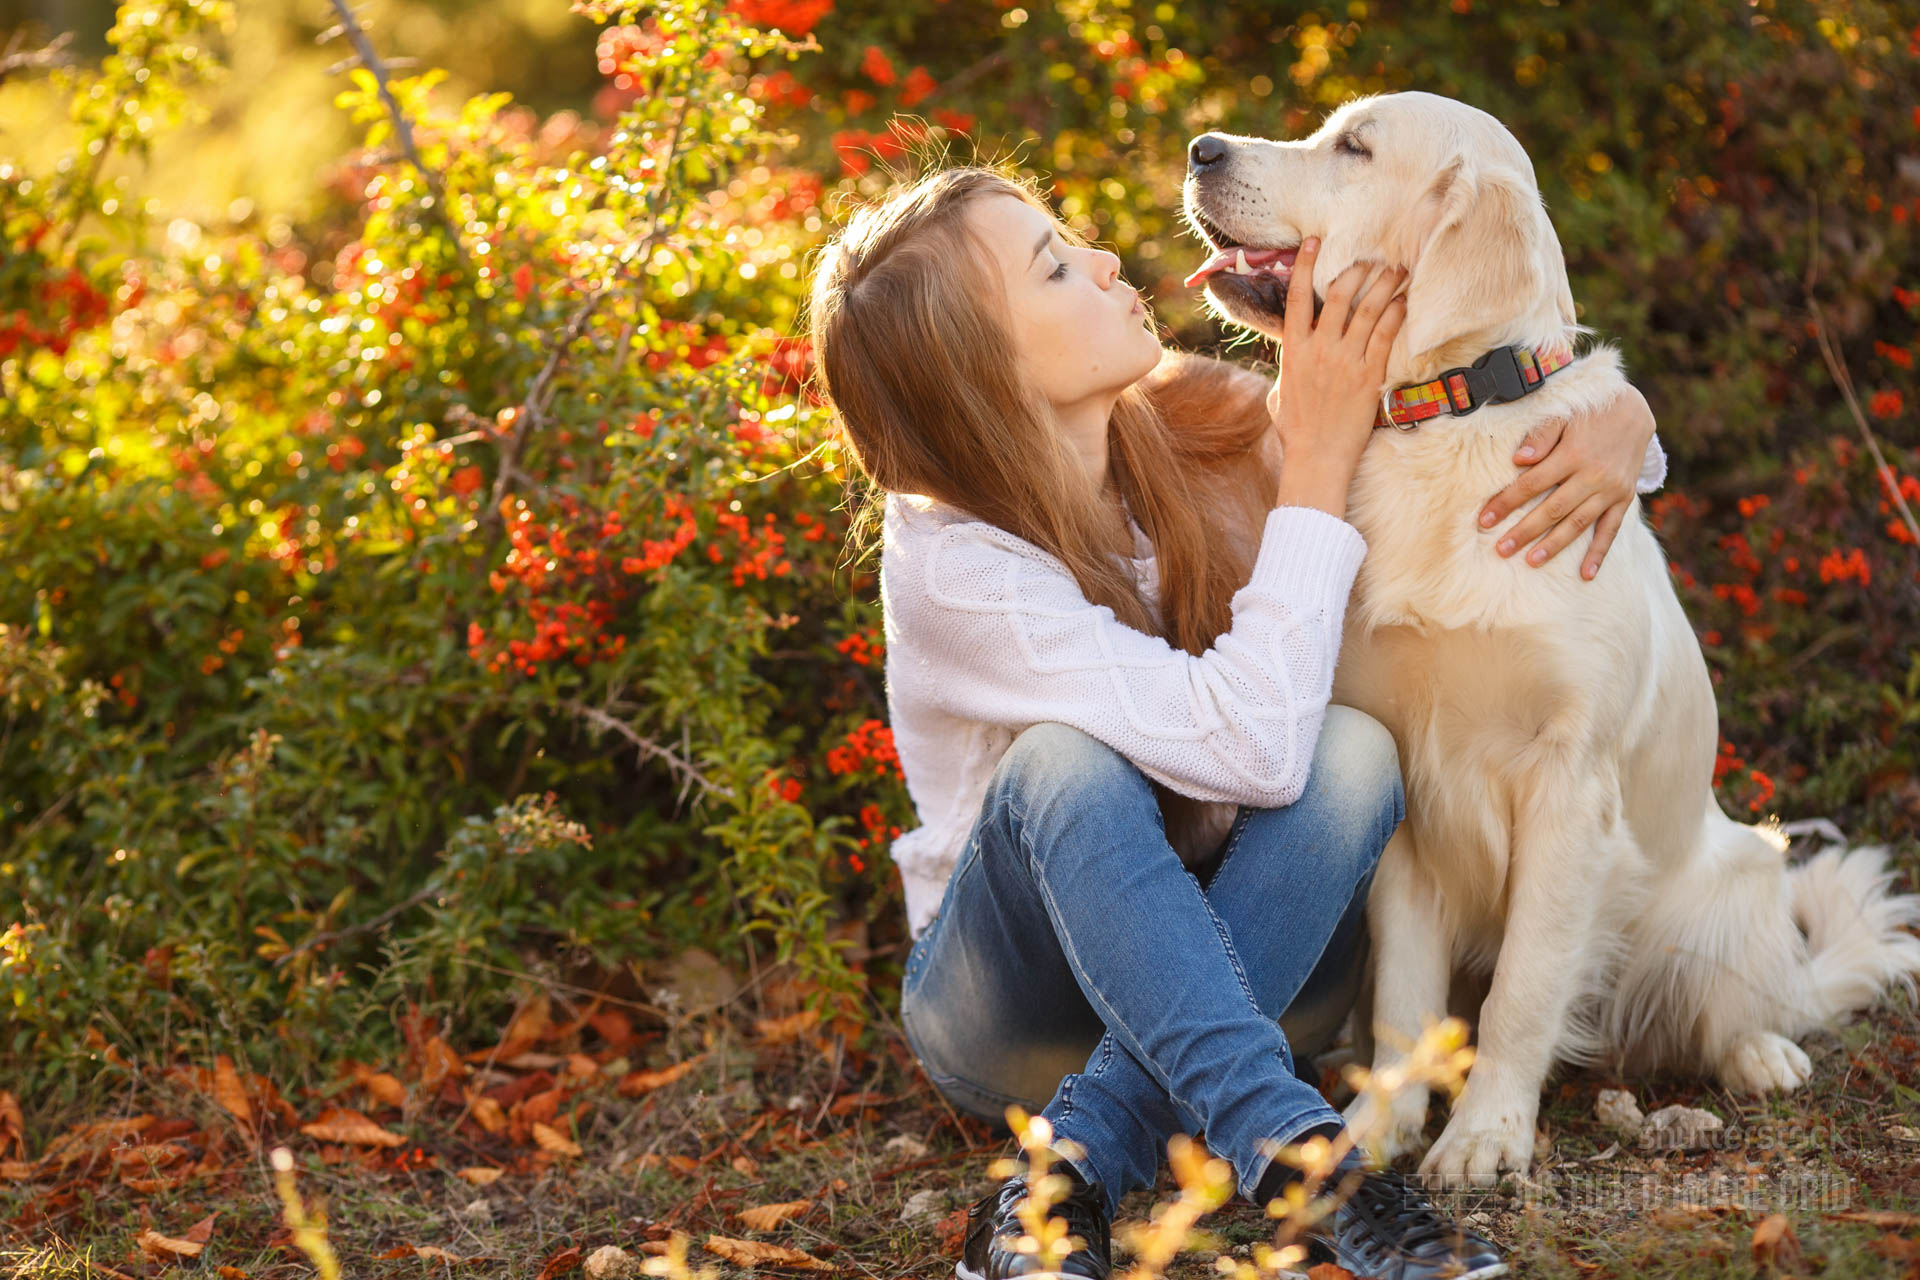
[1444,345,1537,414]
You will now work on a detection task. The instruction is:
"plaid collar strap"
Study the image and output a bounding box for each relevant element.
[1375,343,1575,430]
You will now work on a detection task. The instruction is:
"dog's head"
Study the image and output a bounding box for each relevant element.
[1182,91,1577,380]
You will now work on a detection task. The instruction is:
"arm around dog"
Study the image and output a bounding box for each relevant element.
[880,500,1367,809]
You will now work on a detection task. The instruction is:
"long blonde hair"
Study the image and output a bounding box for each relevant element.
[807,165,1282,855]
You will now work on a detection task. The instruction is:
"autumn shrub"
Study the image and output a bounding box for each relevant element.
[1,0,1915,1105]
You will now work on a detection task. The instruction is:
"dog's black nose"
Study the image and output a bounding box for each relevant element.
[1187,134,1229,174]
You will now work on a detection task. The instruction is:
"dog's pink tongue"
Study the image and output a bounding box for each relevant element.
[1183,245,1299,289]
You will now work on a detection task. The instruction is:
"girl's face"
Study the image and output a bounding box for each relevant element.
[966,193,1164,427]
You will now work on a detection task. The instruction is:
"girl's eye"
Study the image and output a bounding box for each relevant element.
[1048,260,1068,281]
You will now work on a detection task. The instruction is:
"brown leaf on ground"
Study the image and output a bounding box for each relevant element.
[737,1200,812,1231]
[1307,1265,1357,1280]
[42,1116,155,1167]
[617,1058,702,1097]
[755,1009,821,1044]
[457,1166,506,1186]
[1829,1211,1920,1228]
[587,1009,635,1050]
[732,1154,760,1177]
[110,1143,191,1170]
[532,1122,583,1157]
[1870,1234,1920,1261]
[299,1107,405,1148]
[352,1065,408,1109]
[666,1154,700,1175]
[566,1053,600,1079]
[703,1235,837,1271]
[381,1244,480,1264]
[217,1267,249,1279]
[934,1207,968,1255]
[465,1091,508,1135]
[537,1245,584,1280]
[827,1091,890,1116]
[137,1228,206,1261]
[0,1090,23,1159]
[0,1161,38,1182]
[518,1087,567,1129]
[213,1054,253,1128]
[181,1214,218,1245]
[419,1036,467,1090]
[1752,1214,1806,1274]
[638,1242,671,1256]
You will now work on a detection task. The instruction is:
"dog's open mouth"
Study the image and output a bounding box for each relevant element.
[1182,205,1300,324]
[1181,244,1298,291]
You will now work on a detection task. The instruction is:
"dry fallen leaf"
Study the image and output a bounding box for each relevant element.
[537,1245,584,1280]
[457,1166,506,1186]
[754,1009,820,1044]
[1827,1210,1920,1228]
[532,1122,584,1158]
[737,1200,812,1231]
[0,1161,38,1183]
[617,1057,703,1097]
[299,1107,405,1148]
[353,1066,408,1109]
[213,1055,253,1128]
[1751,1214,1804,1274]
[731,1154,760,1177]
[1306,1265,1358,1280]
[0,1090,23,1160]
[137,1228,205,1261]
[466,1092,508,1135]
[217,1267,249,1279]
[703,1234,836,1271]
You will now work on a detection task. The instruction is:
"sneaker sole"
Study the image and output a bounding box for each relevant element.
[956,1264,1092,1280]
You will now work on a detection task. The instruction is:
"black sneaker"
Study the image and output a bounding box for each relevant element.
[955,1151,1113,1280]
[1299,1150,1507,1280]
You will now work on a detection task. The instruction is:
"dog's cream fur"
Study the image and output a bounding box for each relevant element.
[1185,91,1920,1186]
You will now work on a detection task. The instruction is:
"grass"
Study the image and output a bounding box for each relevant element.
[2,964,1916,1280]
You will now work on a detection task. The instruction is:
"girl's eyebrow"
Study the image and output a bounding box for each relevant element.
[1028,225,1054,266]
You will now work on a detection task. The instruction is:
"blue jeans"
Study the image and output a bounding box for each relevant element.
[899,707,1403,1218]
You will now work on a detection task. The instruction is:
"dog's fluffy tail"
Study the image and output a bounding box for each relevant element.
[1607,811,1920,1075]
[1788,838,1920,1022]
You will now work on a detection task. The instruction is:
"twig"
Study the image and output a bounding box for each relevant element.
[273,883,437,968]
[322,0,472,275]
[1803,197,1920,551]
[561,698,735,804]
[0,29,75,84]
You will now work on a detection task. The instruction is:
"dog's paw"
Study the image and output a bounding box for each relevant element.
[1341,1084,1430,1163]
[1717,1031,1813,1094]
[1417,1111,1535,1189]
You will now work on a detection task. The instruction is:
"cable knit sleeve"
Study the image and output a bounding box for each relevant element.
[881,503,1368,809]
[1636,431,1667,494]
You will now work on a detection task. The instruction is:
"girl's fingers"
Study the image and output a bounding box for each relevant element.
[1522,492,1612,567]
[1345,264,1407,342]
[1318,259,1373,334]
[1483,451,1577,534]
[1363,293,1409,370]
[1494,465,1587,555]
[1513,417,1567,465]
[1282,237,1321,349]
[1581,503,1629,580]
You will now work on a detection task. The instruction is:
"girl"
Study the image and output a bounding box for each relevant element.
[804,166,1661,1280]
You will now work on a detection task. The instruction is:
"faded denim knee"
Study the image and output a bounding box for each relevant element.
[982,722,1160,860]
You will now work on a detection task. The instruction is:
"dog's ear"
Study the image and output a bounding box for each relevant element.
[1398,155,1559,362]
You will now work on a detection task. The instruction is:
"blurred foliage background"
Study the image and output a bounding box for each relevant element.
[1,0,1915,1106]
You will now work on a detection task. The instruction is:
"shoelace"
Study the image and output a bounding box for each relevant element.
[994,1174,1108,1259]
[1342,1167,1469,1255]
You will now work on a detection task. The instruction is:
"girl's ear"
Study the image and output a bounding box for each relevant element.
[1398,156,1543,362]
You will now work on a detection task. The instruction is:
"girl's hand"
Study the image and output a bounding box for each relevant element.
[1268,239,1409,518]
[1475,383,1658,580]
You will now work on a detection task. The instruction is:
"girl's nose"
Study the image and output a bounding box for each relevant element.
[1095,249,1122,285]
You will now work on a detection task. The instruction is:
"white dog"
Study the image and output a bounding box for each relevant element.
[1181,90,1920,1186]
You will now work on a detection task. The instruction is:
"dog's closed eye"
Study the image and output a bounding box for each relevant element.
[1333,132,1372,160]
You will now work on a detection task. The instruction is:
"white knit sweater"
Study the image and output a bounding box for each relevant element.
[878,434,1669,940]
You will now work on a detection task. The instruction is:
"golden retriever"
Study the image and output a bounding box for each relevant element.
[1180,90,1920,1187]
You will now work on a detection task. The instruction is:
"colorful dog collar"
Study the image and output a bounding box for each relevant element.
[1376,344,1574,430]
